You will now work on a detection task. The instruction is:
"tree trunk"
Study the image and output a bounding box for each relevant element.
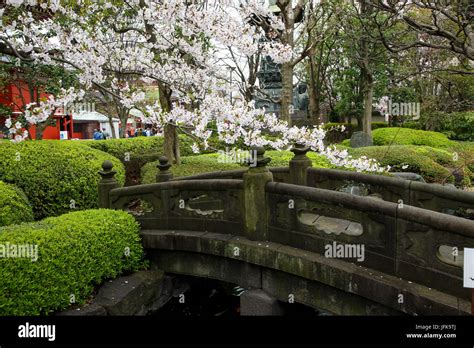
[109,117,117,139]
[279,2,296,126]
[307,57,318,124]
[280,62,293,125]
[119,109,128,138]
[359,0,373,136]
[314,52,323,123]
[356,77,364,131]
[159,83,180,164]
[362,73,373,136]
[164,124,180,164]
[35,122,46,140]
[308,50,324,125]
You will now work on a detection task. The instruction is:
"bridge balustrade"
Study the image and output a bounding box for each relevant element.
[307,167,474,217]
[98,147,474,301]
[265,181,474,300]
[165,146,474,217]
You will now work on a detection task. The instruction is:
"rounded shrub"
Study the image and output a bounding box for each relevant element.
[340,139,351,147]
[84,136,165,159]
[0,141,125,220]
[0,209,145,315]
[0,181,34,227]
[266,150,332,168]
[85,135,197,185]
[349,145,454,184]
[372,128,454,148]
[84,134,197,159]
[141,153,241,184]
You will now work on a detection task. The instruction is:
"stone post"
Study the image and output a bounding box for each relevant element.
[289,143,312,186]
[156,156,173,183]
[98,160,119,209]
[243,147,273,241]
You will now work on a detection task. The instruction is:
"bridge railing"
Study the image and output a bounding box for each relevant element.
[169,167,290,183]
[164,145,474,216]
[265,181,474,300]
[99,161,245,235]
[98,147,474,300]
[307,167,474,216]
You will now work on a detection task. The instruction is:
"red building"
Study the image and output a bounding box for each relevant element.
[0,78,120,140]
[0,78,72,139]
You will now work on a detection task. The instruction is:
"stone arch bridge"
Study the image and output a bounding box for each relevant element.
[98,146,474,315]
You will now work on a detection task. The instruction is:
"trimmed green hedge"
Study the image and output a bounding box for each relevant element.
[0,141,125,220]
[349,145,462,184]
[84,135,197,159]
[0,209,144,315]
[141,151,332,184]
[372,128,454,148]
[84,135,197,185]
[0,181,34,227]
[141,153,240,183]
[84,136,163,159]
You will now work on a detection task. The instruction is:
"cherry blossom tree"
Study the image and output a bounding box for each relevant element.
[0,0,387,173]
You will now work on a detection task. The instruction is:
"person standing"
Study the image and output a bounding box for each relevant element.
[93,129,102,140]
[102,128,110,140]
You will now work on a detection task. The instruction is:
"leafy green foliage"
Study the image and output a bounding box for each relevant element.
[340,139,351,147]
[436,112,474,141]
[84,135,196,184]
[84,136,163,158]
[141,151,332,184]
[0,209,145,315]
[84,134,199,158]
[403,112,474,141]
[0,182,34,227]
[349,145,460,184]
[267,150,332,168]
[372,128,454,148]
[0,141,125,220]
[141,153,240,183]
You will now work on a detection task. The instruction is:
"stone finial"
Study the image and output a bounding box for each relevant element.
[157,156,172,172]
[98,160,119,208]
[156,155,173,182]
[99,160,117,180]
[247,146,271,168]
[289,143,312,185]
[290,143,311,159]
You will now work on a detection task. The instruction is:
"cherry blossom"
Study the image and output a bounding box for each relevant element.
[0,0,388,173]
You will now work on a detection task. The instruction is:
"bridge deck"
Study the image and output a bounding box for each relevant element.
[141,229,471,315]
